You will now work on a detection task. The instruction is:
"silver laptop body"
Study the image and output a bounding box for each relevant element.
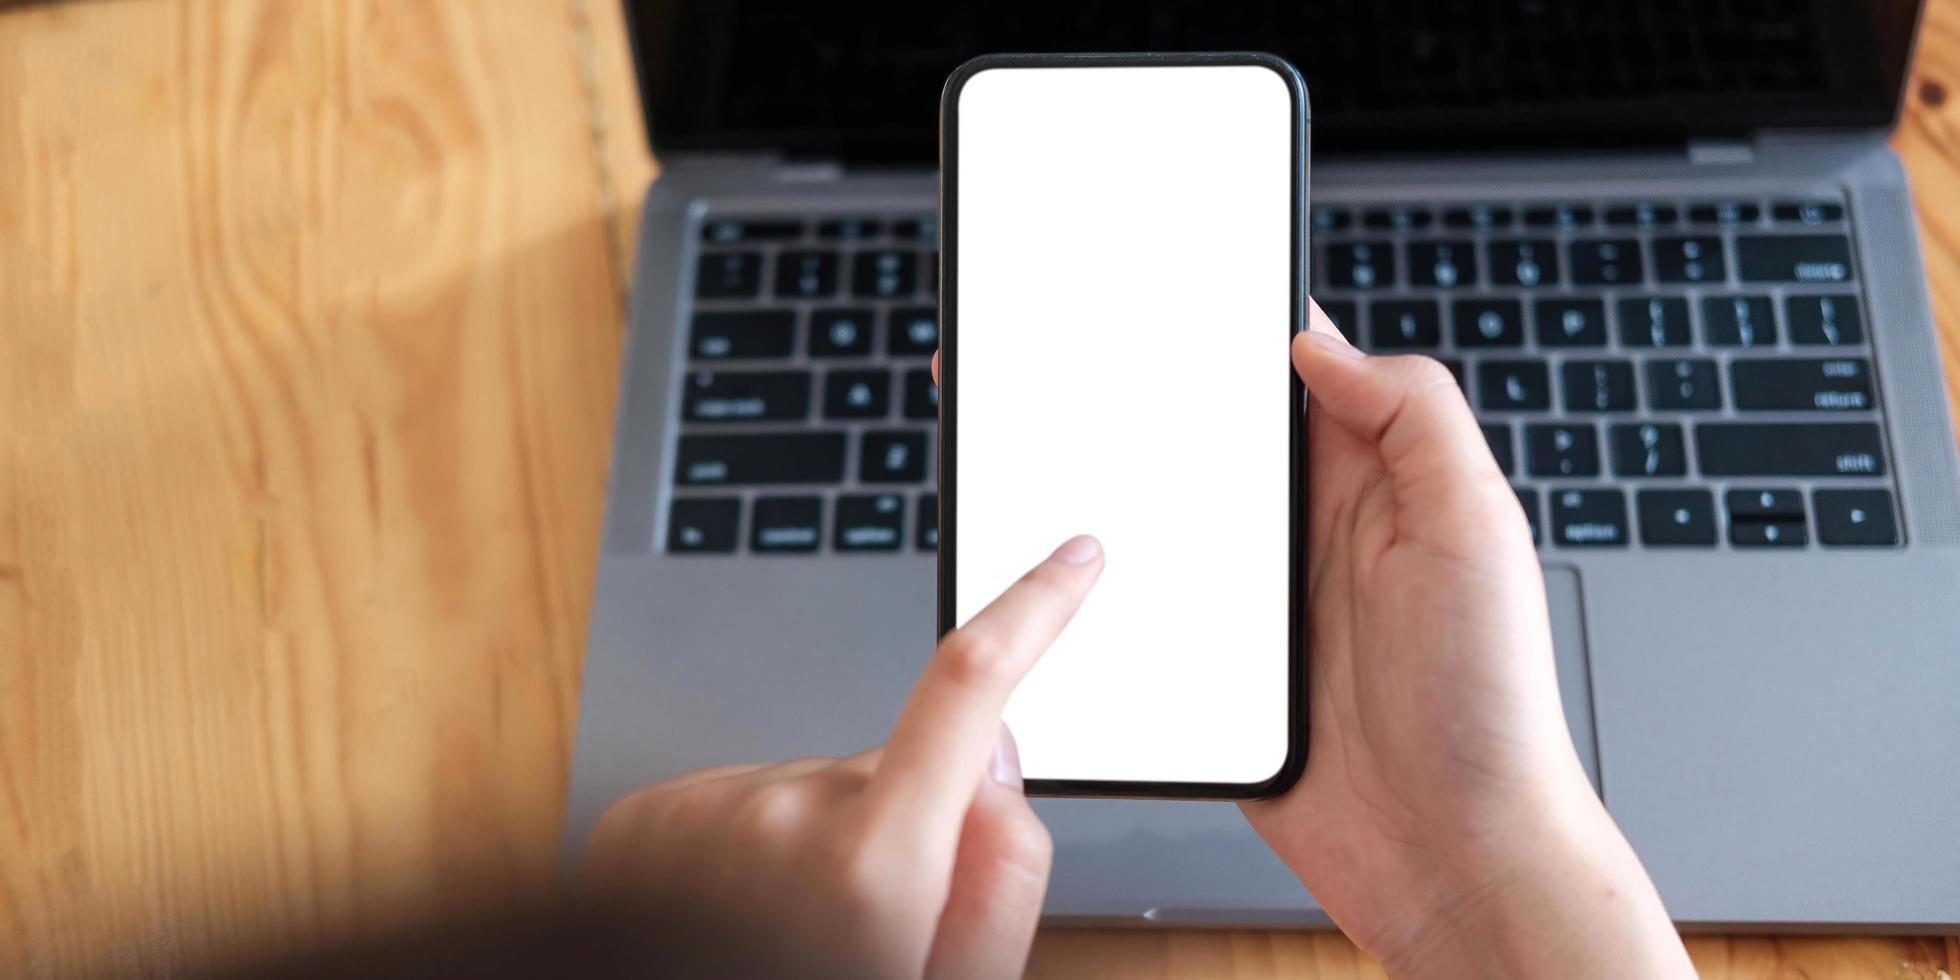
[564,5,1960,930]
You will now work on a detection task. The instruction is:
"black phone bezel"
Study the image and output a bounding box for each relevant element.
[935,52,1310,801]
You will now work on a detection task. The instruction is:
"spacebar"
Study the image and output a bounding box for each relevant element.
[1695,423,1887,476]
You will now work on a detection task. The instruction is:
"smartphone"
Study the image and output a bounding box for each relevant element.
[937,53,1308,800]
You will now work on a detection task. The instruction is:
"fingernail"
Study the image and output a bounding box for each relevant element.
[1300,329,1365,360]
[1050,534,1101,565]
[991,725,1024,789]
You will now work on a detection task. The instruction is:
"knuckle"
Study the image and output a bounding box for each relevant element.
[1015,565,1076,605]
[935,628,1011,690]
[995,813,1054,874]
[589,792,647,845]
[1398,355,1462,395]
[731,782,807,838]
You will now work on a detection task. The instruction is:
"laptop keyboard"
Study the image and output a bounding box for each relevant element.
[668,197,1901,555]
[671,215,941,554]
[1316,196,1897,550]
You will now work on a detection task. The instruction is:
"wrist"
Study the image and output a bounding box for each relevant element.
[1376,787,1694,980]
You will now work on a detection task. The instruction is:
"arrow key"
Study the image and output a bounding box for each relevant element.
[1814,489,1899,546]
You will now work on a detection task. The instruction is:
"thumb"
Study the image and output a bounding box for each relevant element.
[1290,326,1508,510]
[923,727,1052,980]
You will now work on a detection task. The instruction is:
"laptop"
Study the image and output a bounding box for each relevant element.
[564,0,1960,930]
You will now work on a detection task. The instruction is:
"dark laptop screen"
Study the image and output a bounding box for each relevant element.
[627,0,1921,162]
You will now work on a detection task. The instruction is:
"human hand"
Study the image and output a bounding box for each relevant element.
[579,535,1103,980]
[1241,302,1694,978]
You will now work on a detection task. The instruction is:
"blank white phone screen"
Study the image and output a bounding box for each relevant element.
[953,64,1295,786]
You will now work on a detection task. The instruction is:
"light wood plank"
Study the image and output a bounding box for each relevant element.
[0,0,621,974]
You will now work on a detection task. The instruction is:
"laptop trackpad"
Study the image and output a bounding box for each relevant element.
[1543,564,1600,791]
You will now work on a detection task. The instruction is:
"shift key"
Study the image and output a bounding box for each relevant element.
[676,433,846,485]
[1696,423,1886,476]
[1736,234,1855,283]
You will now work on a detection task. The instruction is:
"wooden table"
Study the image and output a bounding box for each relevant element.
[1,1,1956,976]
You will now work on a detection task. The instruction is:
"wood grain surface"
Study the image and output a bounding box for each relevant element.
[0,1,1955,977]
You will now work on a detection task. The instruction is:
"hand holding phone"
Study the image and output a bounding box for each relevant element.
[1235,309,1694,979]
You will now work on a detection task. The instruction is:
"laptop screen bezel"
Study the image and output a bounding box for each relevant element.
[622,1,1924,163]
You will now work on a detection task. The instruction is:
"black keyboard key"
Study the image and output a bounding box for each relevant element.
[1326,241,1395,288]
[1569,238,1644,285]
[1524,204,1593,229]
[893,217,936,240]
[1731,520,1806,547]
[774,250,839,298]
[1604,203,1678,228]
[836,493,904,551]
[1645,359,1722,410]
[1410,241,1478,287]
[1454,299,1523,347]
[1687,201,1760,226]
[817,217,883,241]
[682,370,812,422]
[1736,234,1854,283]
[862,430,929,483]
[696,251,762,298]
[1319,300,1359,342]
[1551,489,1629,547]
[1444,205,1513,230]
[1695,422,1886,476]
[1362,205,1431,231]
[1814,489,1899,546]
[1638,490,1717,546]
[1483,422,1515,475]
[928,250,940,297]
[1561,360,1637,412]
[853,250,917,298]
[1479,361,1552,411]
[1727,488,1805,521]
[1368,300,1440,349]
[1771,201,1844,225]
[1787,295,1865,345]
[1526,423,1600,477]
[702,218,801,243]
[676,433,847,485]
[668,498,740,553]
[1724,491,1806,548]
[1702,296,1777,347]
[1732,358,1874,412]
[691,310,795,359]
[888,307,938,355]
[1616,297,1692,348]
[1653,236,1725,283]
[1488,239,1559,287]
[751,496,823,553]
[824,369,891,419]
[810,308,875,357]
[903,369,939,420]
[1535,298,1608,347]
[917,493,939,550]
[1310,206,1352,232]
[1609,423,1687,477]
[1516,487,1541,544]
[1725,491,1807,550]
